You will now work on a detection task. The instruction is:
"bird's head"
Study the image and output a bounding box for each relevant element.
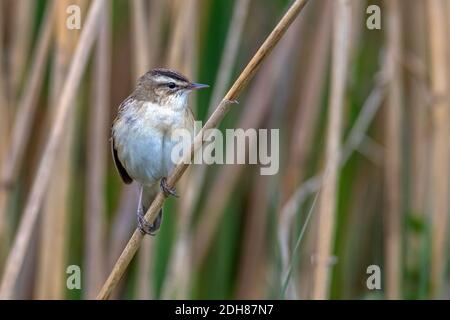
[134,68,209,107]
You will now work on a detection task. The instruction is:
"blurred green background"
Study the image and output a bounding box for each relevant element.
[0,0,448,300]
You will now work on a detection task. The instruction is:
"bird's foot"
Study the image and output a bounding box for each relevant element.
[160,177,178,198]
[136,207,162,236]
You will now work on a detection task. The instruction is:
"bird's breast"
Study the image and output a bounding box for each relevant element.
[113,101,193,185]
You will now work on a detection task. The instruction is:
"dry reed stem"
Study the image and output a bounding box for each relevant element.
[312,0,351,300]
[235,173,269,298]
[172,0,249,216]
[404,0,428,289]
[208,0,251,115]
[173,0,249,220]
[0,2,9,266]
[0,0,5,158]
[281,68,387,298]
[0,0,106,299]
[108,185,139,270]
[9,0,34,101]
[0,0,56,249]
[157,0,198,299]
[160,224,191,299]
[1,0,13,126]
[84,0,111,299]
[130,0,154,300]
[192,20,302,270]
[131,0,150,78]
[161,0,250,298]
[280,0,331,205]
[167,0,188,71]
[278,2,332,292]
[181,0,198,81]
[407,0,427,217]
[35,0,81,299]
[108,186,139,300]
[160,0,199,299]
[339,167,374,298]
[0,1,5,161]
[96,0,310,300]
[383,0,403,300]
[166,0,182,67]
[147,0,165,65]
[428,0,450,298]
[348,0,364,62]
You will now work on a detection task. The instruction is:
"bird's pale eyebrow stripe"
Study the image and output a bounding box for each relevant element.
[154,75,178,83]
[151,69,189,83]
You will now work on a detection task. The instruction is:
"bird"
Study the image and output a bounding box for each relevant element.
[111,68,209,235]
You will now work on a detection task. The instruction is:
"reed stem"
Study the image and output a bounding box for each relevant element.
[96,0,310,300]
[428,0,450,298]
[311,0,351,300]
[383,0,403,300]
[0,0,106,299]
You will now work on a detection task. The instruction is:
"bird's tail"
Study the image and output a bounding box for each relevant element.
[141,184,163,233]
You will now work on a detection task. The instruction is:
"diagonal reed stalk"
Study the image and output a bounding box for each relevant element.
[311,0,351,300]
[161,0,251,298]
[192,18,301,273]
[96,0,310,300]
[108,185,139,269]
[151,0,198,299]
[207,0,251,116]
[160,0,199,299]
[0,0,106,299]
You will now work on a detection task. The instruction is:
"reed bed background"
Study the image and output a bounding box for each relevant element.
[0,0,449,300]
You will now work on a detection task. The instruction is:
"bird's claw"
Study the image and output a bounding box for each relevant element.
[160,177,178,198]
[136,207,161,236]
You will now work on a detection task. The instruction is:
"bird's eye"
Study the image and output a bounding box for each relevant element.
[167,82,176,89]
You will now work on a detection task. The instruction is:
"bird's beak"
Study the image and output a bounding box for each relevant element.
[189,83,209,90]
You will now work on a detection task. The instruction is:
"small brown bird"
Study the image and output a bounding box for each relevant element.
[111,68,208,235]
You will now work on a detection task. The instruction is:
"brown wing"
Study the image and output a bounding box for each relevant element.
[111,137,133,184]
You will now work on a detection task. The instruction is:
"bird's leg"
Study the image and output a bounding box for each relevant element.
[136,186,159,236]
[160,177,178,198]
